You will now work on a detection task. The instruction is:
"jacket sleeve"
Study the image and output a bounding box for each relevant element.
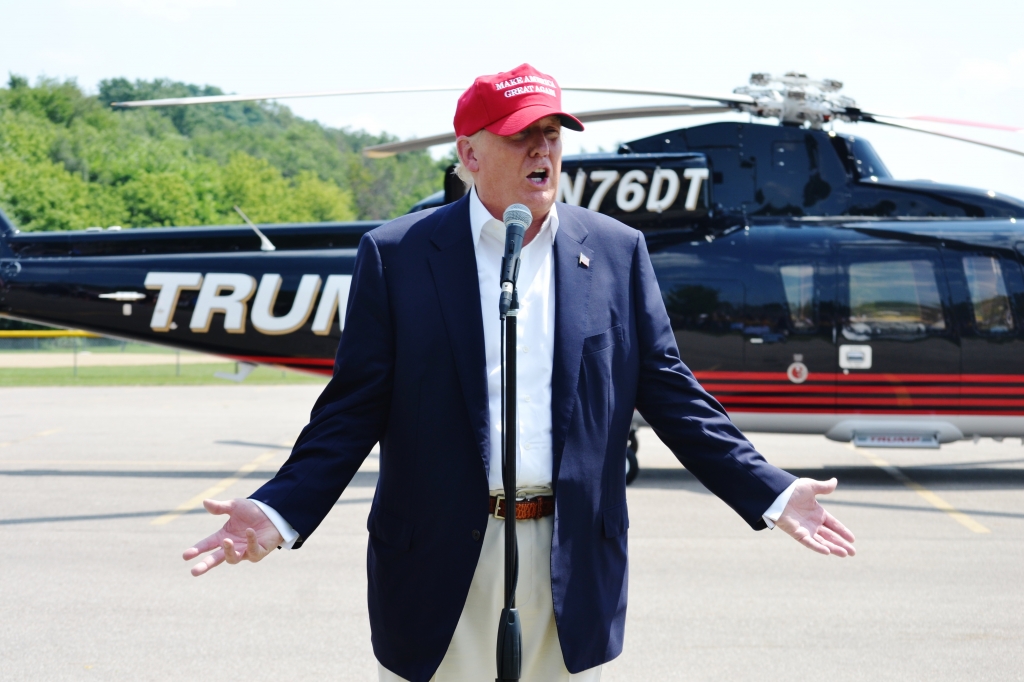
[249,231,394,545]
[631,232,796,529]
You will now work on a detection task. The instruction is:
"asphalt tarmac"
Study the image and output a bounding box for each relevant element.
[1,386,1022,681]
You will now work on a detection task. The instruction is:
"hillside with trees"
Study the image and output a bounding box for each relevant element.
[0,76,449,231]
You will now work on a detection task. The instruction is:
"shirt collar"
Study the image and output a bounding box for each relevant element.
[469,186,559,247]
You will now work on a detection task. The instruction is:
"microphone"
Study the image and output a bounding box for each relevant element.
[498,204,532,318]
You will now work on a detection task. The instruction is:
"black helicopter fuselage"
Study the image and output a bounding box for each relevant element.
[623,121,1022,219]
[2,120,1024,445]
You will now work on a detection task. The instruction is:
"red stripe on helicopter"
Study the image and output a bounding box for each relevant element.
[704,383,1024,395]
[694,371,1024,384]
[225,355,335,376]
[232,355,335,366]
[692,371,836,382]
[720,403,1024,413]
[717,395,1024,404]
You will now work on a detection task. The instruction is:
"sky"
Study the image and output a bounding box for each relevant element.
[3,0,1024,201]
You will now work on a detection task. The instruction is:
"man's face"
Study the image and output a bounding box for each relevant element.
[458,116,562,222]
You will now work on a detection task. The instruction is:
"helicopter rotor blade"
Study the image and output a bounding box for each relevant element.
[111,85,753,110]
[361,104,735,158]
[867,113,1024,134]
[109,87,465,109]
[563,86,752,106]
[573,104,732,123]
[866,119,1024,158]
[363,132,457,158]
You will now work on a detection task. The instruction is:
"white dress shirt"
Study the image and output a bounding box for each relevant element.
[470,187,558,492]
[255,188,795,547]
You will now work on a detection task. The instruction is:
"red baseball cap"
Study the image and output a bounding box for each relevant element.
[453,63,584,138]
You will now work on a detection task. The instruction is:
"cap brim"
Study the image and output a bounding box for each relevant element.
[484,104,585,136]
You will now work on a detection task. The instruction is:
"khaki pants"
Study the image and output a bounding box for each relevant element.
[378,512,603,682]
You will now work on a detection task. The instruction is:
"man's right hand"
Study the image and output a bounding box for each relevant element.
[183,498,285,577]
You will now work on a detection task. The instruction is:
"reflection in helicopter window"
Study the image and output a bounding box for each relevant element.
[662,279,745,370]
[963,256,1015,333]
[779,264,815,331]
[845,259,946,338]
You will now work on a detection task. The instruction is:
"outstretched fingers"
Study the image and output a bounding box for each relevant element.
[796,529,831,556]
[222,538,244,564]
[183,531,225,560]
[778,478,857,557]
[184,499,278,576]
[823,510,856,544]
[818,525,856,557]
[191,548,226,577]
[203,498,233,515]
[183,501,234,561]
[246,528,267,562]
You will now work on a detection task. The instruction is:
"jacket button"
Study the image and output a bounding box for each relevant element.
[471,529,481,541]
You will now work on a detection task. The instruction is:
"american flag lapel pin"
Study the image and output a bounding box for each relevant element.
[579,253,590,268]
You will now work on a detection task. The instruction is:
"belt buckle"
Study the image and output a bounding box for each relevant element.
[493,494,505,520]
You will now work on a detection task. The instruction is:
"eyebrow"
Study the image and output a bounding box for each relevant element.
[511,122,561,138]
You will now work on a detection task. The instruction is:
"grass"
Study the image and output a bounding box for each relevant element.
[0,362,330,387]
[0,341,181,354]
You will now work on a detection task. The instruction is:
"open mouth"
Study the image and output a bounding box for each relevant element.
[527,168,549,185]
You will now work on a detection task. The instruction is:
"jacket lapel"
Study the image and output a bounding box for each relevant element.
[551,208,594,485]
[427,197,490,469]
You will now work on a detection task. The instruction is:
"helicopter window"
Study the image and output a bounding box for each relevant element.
[845,259,946,338]
[963,256,1015,333]
[662,278,745,369]
[663,280,743,332]
[779,265,815,331]
[848,138,892,180]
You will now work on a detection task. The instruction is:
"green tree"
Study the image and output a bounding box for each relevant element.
[0,75,445,230]
[120,171,200,227]
[288,170,356,222]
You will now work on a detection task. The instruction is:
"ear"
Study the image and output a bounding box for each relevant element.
[456,136,481,173]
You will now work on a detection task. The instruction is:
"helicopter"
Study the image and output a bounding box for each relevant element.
[3,72,1024,483]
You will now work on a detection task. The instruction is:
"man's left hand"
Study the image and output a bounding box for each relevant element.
[776,478,856,557]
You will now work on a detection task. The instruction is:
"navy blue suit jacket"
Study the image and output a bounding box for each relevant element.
[251,195,795,681]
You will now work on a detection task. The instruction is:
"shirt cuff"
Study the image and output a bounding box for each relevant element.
[762,479,799,530]
[251,499,301,550]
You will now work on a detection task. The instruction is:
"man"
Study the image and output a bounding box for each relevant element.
[184,64,856,682]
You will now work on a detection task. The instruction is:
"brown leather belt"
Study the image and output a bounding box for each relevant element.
[489,495,554,520]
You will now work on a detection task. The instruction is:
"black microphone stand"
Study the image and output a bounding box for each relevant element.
[496,289,521,682]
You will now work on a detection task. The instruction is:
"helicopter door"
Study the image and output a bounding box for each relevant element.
[741,235,837,414]
[661,278,745,372]
[837,245,960,417]
[951,247,1024,424]
[955,249,1024,376]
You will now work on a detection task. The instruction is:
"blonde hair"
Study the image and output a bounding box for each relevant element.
[453,161,474,188]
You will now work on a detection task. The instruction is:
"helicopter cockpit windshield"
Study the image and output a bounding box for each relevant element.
[846,137,892,180]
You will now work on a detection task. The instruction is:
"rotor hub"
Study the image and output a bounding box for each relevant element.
[734,72,857,129]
